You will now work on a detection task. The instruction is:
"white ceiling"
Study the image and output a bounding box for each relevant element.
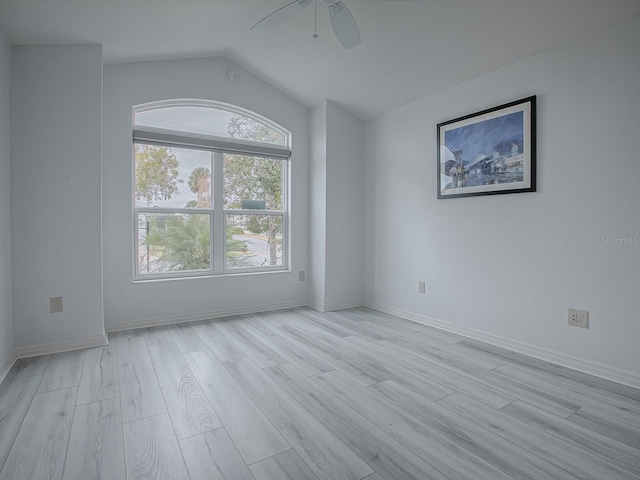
[1,0,639,120]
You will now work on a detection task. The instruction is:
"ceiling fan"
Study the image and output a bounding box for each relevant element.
[251,0,426,50]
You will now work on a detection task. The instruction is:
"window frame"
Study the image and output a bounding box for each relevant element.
[132,100,291,281]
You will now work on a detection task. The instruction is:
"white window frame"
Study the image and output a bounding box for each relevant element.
[132,100,291,281]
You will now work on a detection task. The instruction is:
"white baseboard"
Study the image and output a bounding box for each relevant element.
[106,299,307,333]
[307,300,324,312]
[323,300,364,312]
[13,334,108,359]
[364,300,640,390]
[307,299,363,313]
[0,349,18,385]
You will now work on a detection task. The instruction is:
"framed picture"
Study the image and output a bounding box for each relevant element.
[437,96,536,199]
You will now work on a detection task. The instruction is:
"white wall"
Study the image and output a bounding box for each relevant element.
[102,57,309,328]
[309,100,365,311]
[309,102,327,309]
[10,45,105,349]
[324,100,364,309]
[0,29,13,370]
[364,16,640,383]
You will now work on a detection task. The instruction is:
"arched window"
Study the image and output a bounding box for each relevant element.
[133,100,291,279]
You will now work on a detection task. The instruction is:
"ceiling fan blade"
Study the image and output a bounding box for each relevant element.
[251,0,312,32]
[327,1,361,49]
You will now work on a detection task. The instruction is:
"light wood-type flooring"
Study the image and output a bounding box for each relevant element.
[1,307,639,479]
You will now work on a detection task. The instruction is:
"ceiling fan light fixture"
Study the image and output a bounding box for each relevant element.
[329,2,343,14]
[251,0,425,48]
[328,1,360,49]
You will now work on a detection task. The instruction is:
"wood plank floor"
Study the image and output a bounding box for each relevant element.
[1,307,639,480]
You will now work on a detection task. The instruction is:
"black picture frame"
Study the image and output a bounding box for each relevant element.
[437,96,536,199]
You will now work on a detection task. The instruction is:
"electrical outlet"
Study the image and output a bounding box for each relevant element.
[50,297,63,314]
[568,308,588,328]
[418,281,426,294]
[299,271,305,281]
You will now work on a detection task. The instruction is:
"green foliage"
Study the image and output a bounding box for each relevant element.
[225,114,286,266]
[135,145,182,205]
[146,215,210,272]
[143,214,251,272]
[227,113,285,145]
[226,113,284,210]
[223,156,283,210]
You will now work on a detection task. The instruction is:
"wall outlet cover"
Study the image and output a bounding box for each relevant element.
[50,296,63,314]
[568,308,588,328]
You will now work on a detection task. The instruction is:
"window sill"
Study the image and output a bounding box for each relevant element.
[132,268,291,284]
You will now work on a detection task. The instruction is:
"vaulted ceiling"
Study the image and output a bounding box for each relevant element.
[1,0,639,119]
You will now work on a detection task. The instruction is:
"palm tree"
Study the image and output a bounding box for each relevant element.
[145,214,251,271]
[187,167,211,208]
[146,215,210,271]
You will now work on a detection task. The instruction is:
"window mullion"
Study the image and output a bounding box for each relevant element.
[212,151,225,273]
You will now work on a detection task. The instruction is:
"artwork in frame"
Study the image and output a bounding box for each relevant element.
[437,96,536,199]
